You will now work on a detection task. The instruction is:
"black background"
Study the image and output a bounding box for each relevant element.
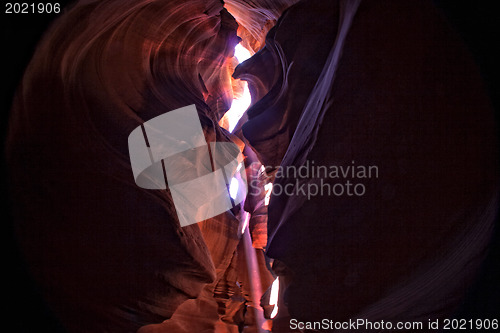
[2,1,498,331]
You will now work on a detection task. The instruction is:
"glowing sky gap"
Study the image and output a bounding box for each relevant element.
[224,44,252,132]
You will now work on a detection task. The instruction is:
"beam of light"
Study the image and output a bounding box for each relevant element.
[220,44,252,132]
[241,211,267,332]
[269,277,280,319]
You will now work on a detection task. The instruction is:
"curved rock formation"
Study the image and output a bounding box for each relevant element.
[236,0,498,329]
[6,0,243,331]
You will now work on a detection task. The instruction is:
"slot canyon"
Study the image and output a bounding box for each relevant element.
[3,1,499,332]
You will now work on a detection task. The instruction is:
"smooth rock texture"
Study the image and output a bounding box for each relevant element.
[6,0,252,331]
[237,0,498,328]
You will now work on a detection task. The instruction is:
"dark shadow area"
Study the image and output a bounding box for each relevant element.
[2,2,74,331]
[433,0,500,325]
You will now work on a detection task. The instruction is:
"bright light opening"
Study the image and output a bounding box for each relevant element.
[230,163,244,201]
[269,277,280,319]
[264,183,273,206]
[229,177,239,200]
[220,44,252,132]
[241,211,250,234]
[234,43,252,63]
